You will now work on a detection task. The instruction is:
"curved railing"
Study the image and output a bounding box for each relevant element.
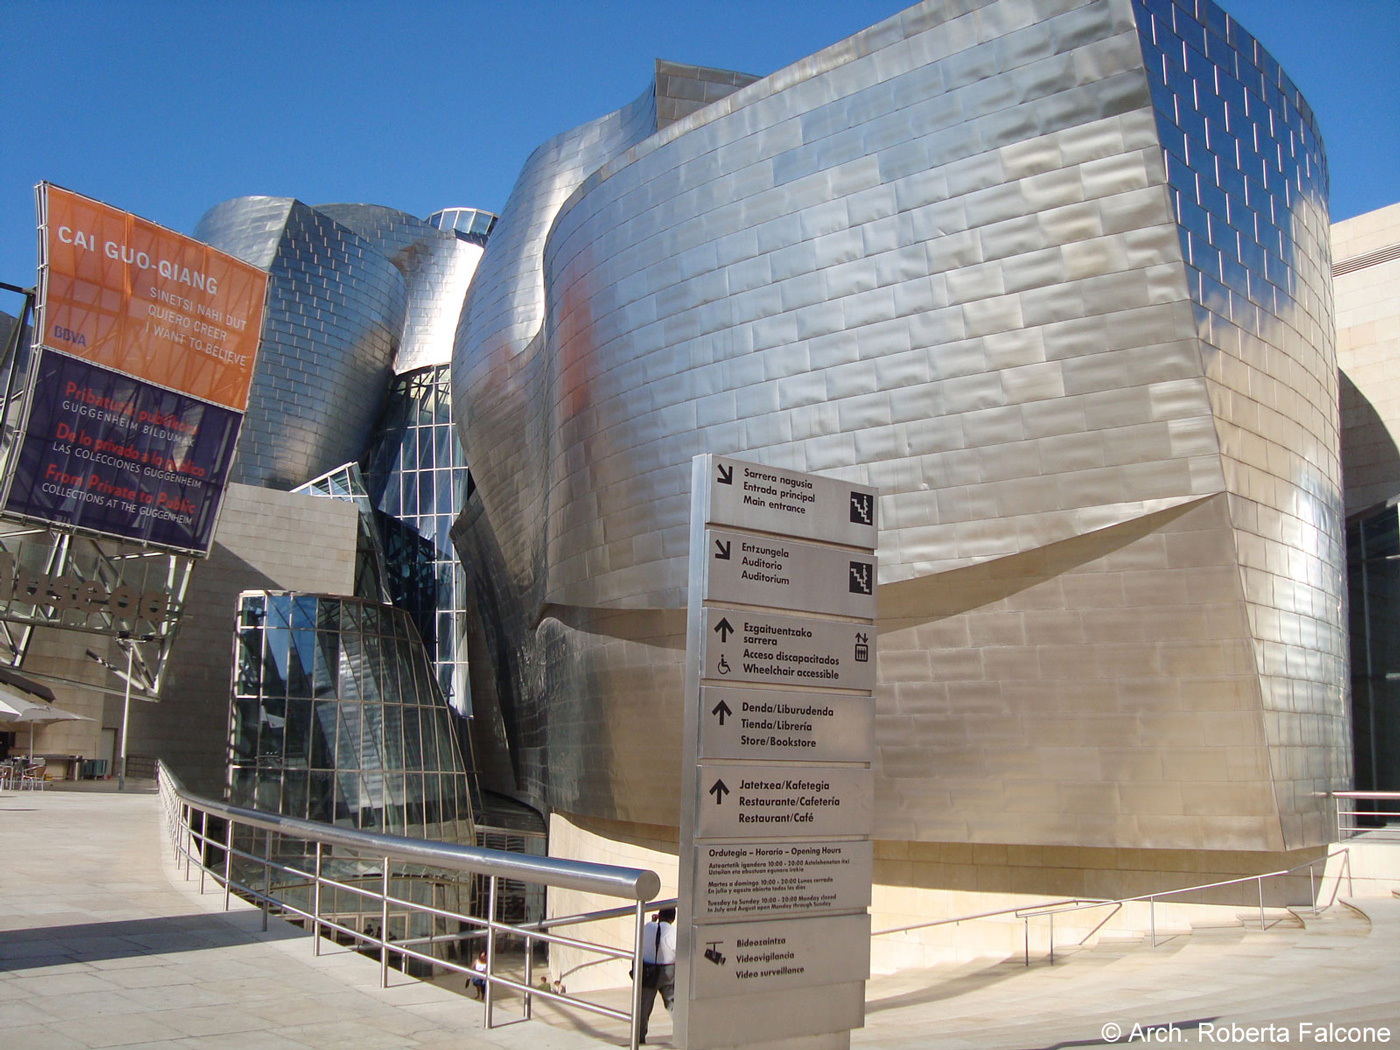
[1013,849,1352,963]
[157,762,661,1049]
[873,848,1354,967]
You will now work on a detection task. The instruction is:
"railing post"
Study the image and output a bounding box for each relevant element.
[199,809,209,894]
[1048,912,1055,964]
[224,817,233,911]
[485,875,498,1030]
[381,858,391,989]
[631,898,646,1050]
[1150,895,1156,947]
[1310,863,1318,918]
[1258,875,1265,931]
[183,804,193,879]
[523,932,533,1021]
[313,841,324,957]
[1023,917,1029,967]
[262,831,272,933]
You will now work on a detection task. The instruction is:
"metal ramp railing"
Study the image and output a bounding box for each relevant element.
[157,761,662,1050]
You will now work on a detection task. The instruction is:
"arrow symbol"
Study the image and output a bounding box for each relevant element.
[714,539,731,560]
[717,464,733,485]
[711,698,733,725]
[714,617,734,643]
[709,779,730,804]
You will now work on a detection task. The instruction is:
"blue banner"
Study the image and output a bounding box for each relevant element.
[3,351,241,553]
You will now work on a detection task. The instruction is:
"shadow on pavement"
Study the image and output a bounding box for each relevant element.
[0,911,299,969]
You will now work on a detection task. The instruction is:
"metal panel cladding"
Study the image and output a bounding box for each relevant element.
[195,198,407,490]
[197,199,486,491]
[316,204,487,374]
[452,0,1347,851]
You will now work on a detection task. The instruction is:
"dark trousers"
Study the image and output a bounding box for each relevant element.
[638,964,675,1040]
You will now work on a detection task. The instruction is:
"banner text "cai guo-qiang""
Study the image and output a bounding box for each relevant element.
[38,183,268,413]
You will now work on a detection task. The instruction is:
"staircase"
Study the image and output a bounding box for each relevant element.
[858,899,1387,1050]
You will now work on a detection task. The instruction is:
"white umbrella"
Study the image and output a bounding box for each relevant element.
[0,683,92,761]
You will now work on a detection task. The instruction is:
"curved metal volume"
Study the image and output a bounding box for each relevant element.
[452,0,1345,852]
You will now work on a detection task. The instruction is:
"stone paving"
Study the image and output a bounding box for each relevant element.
[3,786,1399,1049]
[853,900,1400,1049]
[0,787,599,1050]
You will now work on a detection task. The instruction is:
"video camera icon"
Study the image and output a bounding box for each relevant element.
[704,942,726,966]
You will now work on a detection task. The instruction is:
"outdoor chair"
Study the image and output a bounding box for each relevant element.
[20,759,48,790]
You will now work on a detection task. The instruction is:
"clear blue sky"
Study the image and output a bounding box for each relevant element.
[1,0,1396,296]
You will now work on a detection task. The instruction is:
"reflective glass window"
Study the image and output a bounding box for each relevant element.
[228,591,475,843]
[285,697,312,769]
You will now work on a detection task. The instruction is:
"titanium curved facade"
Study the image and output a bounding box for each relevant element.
[454,0,1346,851]
[451,62,759,607]
[195,198,487,489]
[317,204,488,374]
[194,198,403,489]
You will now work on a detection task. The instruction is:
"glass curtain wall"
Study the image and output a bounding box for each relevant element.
[1348,504,1400,807]
[361,364,472,716]
[224,596,476,974]
[227,591,477,969]
[229,591,473,840]
[426,207,496,245]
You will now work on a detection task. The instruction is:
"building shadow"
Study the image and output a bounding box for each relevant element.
[0,911,300,970]
[1341,368,1400,517]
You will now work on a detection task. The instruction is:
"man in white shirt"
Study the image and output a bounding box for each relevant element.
[638,906,677,1044]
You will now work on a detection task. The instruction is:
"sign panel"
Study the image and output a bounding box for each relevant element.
[696,763,873,839]
[693,840,873,921]
[703,527,876,618]
[6,184,269,555]
[38,183,266,411]
[689,913,871,999]
[702,606,876,691]
[2,354,240,552]
[699,686,873,764]
[704,455,878,547]
[679,455,877,1050]
[0,545,176,635]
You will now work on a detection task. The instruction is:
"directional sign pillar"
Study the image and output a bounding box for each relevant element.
[677,454,877,1050]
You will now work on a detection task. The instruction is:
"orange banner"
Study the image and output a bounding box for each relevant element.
[38,184,267,411]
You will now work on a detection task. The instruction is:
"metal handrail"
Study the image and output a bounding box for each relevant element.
[1013,848,1352,962]
[871,849,1353,969]
[525,897,679,932]
[156,762,660,1050]
[871,897,1108,939]
[1330,791,1400,841]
